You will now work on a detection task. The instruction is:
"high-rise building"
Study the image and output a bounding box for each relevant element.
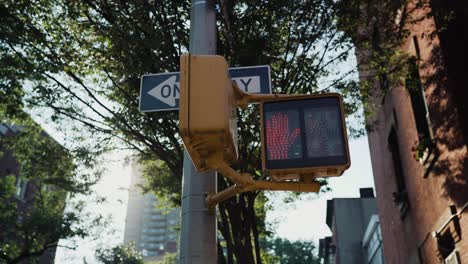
[340,0,467,263]
[124,162,179,260]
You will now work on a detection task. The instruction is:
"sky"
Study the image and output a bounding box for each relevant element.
[54,135,374,263]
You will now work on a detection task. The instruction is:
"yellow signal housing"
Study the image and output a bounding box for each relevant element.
[179,54,238,172]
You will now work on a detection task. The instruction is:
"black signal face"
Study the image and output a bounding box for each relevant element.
[262,96,348,171]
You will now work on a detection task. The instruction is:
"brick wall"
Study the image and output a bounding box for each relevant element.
[354,1,467,263]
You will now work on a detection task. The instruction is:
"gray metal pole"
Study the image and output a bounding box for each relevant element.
[179,0,217,263]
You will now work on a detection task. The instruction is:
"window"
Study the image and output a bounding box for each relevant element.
[413,36,421,59]
[388,128,409,218]
[438,228,456,259]
[363,218,384,264]
[388,128,406,193]
[406,57,438,171]
[406,57,432,141]
[15,177,28,199]
[379,73,389,91]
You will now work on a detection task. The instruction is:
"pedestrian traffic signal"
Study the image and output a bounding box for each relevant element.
[260,94,350,180]
[179,54,238,172]
[178,54,350,204]
[179,53,350,182]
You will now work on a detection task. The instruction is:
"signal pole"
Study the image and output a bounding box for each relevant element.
[179,0,217,263]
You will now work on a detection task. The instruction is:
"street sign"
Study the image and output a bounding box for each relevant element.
[229,66,271,94]
[139,65,271,112]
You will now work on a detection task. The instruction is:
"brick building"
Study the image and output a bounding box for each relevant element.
[0,123,62,264]
[344,0,467,263]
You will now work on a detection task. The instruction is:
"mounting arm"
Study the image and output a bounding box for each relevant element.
[205,163,321,209]
[233,81,312,107]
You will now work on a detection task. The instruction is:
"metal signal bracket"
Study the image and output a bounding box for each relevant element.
[205,162,321,209]
[233,81,310,108]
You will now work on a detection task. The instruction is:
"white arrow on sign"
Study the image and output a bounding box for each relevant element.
[147,75,180,107]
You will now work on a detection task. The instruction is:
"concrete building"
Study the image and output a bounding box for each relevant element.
[124,162,179,260]
[342,0,467,263]
[319,188,382,264]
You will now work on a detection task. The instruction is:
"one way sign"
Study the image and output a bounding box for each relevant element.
[139,65,271,112]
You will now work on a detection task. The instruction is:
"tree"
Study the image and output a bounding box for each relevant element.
[264,237,320,264]
[96,244,144,264]
[335,0,438,127]
[0,1,362,263]
[0,115,102,264]
[157,253,178,264]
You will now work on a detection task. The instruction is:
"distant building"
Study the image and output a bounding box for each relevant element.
[124,162,179,260]
[319,188,382,264]
[318,237,334,264]
[341,0,468,263]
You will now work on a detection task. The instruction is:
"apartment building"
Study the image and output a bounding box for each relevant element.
[341,0,467,263]
[124,162,179,260]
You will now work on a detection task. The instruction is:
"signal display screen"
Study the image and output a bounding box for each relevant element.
[304,107,344,158]
[263,97,347,170]
[264,110,303,160]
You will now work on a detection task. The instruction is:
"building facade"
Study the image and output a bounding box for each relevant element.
[348,0,467,263]
[0,123,63,264]
[124,162,179,260]
[319,188,382,264]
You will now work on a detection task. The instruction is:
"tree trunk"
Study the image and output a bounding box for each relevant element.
[248,192,262,264]
[219,202,235,264]
[216,193,256,264]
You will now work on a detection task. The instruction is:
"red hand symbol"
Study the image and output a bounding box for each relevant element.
[265,112,300,160]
